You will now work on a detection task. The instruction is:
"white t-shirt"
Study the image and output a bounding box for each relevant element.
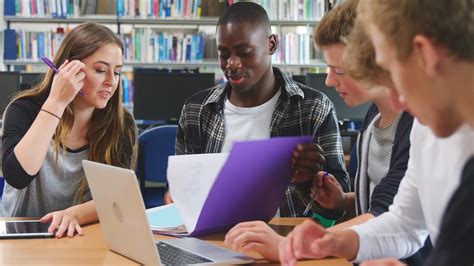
[221,89,281,153]
[351,120,474,262]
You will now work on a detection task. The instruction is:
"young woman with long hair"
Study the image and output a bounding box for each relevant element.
[1,22,137,238]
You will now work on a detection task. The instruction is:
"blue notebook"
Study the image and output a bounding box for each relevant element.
[146,204,185,232]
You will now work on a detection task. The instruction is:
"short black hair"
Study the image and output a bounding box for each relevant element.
[217,2,271,33]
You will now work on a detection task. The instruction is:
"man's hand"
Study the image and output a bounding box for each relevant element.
[313,171,346,210]
[225,221,283,262]
[278,219,327,265]
[291,143,325,183]
[279,219,359,265]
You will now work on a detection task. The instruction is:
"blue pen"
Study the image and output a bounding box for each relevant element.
[41,57,84,96]
[303,171,329,216]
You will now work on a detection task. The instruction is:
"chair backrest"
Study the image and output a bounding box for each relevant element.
[136,125,178,184]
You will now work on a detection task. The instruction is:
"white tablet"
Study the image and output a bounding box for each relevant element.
[0,220,54,239]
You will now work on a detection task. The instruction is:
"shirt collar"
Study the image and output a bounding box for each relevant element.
[203,67,305,109]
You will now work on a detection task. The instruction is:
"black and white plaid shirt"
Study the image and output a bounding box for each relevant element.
[176,67,349,219]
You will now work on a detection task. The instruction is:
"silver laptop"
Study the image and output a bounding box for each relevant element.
[82,160,254,265]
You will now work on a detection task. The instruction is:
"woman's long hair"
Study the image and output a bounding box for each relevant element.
[4,22,137,203]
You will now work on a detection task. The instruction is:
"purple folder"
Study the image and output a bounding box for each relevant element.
[188,136,312,236]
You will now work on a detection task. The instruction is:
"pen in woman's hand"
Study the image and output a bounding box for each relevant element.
[41,57,84,96]
[41,57,59,73]
[302,171,329,216]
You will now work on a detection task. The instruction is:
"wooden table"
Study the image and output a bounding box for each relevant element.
[0,218,350,265]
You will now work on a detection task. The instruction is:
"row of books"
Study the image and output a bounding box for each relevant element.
[4,29,66,60]
[228,0,327,21]
[3,28,205,63]
[122,73,134,106]
[5,0,326,20]
[5,28,315,64]
[4,0,221,18]
[118,0,203,18]
[5,0,81,18]
[120,0,326,20]
[120,29,206,63]
[273,33,312,65]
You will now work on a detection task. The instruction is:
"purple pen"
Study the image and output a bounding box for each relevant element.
[41,57,84,96]
[41,57,59,73]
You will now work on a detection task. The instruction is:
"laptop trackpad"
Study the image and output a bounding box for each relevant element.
[161,238,252,261]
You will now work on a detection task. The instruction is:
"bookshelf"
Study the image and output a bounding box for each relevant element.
[2,0,331,110]
[3,0,328,71]
[3,20,324,70]
[3,59,327,69]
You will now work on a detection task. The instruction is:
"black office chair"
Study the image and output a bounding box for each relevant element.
[136,125,178,208]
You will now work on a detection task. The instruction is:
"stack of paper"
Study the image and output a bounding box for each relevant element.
[146,204,187,235]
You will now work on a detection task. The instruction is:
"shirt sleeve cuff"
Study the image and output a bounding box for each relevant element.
[350,224,372,263]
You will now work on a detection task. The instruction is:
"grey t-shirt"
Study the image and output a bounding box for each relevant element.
[1,144,91,217]
[367,114,402,201]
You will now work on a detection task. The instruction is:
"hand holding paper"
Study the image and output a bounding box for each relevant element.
[291,143,325,183]
[163,136,312,237]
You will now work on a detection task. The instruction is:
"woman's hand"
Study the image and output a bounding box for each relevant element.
[225,221,283,262]
[45,59,86,113]
[40,208,84,238]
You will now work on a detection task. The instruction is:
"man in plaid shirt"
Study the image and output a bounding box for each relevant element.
[166,2,349,219]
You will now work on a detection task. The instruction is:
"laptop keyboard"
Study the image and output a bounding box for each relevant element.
[157,242,213,265]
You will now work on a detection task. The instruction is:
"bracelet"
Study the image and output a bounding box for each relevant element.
[40,108,61,120]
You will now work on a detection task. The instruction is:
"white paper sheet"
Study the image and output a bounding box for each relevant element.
[167,153,229,233]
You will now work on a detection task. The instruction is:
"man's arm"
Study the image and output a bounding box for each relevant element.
[175,102,193,155]
[351,124,429,261]
[309,107,350,219]
[316,109,350,192]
